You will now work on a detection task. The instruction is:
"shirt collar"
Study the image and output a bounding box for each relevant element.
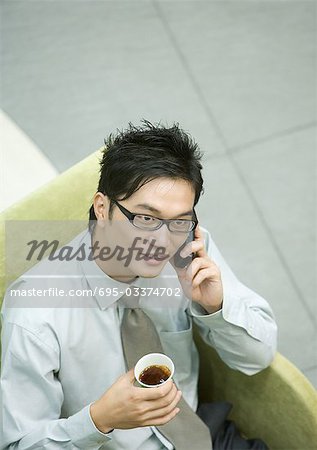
[79,229,142,310]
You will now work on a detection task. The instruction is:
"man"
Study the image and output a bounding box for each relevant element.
[1,121,277,449]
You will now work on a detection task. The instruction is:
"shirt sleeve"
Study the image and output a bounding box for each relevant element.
[0,321,112,450]
[189,227,278,375]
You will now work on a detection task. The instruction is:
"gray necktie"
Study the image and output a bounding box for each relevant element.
[120,297,212,450]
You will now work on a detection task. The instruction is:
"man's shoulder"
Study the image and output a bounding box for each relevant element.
[19,228,89,277]
[4,228,89,293]
[1,277,55,329]
[1,282,61,357]
[1,230,90,330]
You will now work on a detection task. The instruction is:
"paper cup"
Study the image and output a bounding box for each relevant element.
[134,353,175,387]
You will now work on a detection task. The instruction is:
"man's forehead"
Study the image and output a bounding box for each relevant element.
[136,177,194,196]
[130,178,195,211]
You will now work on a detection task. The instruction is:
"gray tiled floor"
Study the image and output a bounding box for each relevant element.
[1,1,316,387]
[158,0,316,148]
[1,0,224,171]
[233,128,316,321]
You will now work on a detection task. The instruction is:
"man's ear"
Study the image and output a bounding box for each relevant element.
[93,192,110,227]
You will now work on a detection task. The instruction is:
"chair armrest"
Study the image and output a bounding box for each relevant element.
[194,326,317,450]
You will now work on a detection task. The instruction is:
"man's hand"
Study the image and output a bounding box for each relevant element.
[171,225,223,314]
[90,369,182,433]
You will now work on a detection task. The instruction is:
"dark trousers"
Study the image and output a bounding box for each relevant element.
[196,402,269,450]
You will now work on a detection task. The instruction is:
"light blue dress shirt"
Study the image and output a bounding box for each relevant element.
[0,227,277,449]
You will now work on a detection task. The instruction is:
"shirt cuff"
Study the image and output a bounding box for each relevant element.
[66,404,112,448]
[190,301,225,325]
[190,293,272,344]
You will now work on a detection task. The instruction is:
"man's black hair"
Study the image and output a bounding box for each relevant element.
[88,120,204,231]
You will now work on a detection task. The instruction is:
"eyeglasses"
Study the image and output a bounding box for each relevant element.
[112,200,198,233]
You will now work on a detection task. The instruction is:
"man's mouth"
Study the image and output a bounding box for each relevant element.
[141,253,169,261]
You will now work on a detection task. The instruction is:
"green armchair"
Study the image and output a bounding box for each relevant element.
[1,150,316,450]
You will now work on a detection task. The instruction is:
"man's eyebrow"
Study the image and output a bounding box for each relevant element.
[135,203,193,218]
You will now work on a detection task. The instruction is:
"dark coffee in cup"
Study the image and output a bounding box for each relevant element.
[139,364,171,385]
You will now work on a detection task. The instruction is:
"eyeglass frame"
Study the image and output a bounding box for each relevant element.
[112,199,198,233]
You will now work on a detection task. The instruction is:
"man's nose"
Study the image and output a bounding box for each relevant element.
[148,224,170,251]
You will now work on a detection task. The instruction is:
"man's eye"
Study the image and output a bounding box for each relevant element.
[139,215,154,222]
[174,220,186,226]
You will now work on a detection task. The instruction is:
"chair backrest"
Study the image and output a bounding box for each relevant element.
[0,150,101,304]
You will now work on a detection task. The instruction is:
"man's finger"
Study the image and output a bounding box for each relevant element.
[194,225,207,258]
[147,390,182,418]
[138,380,175,400]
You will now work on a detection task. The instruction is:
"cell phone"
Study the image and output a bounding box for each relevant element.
[173,230,196,269]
